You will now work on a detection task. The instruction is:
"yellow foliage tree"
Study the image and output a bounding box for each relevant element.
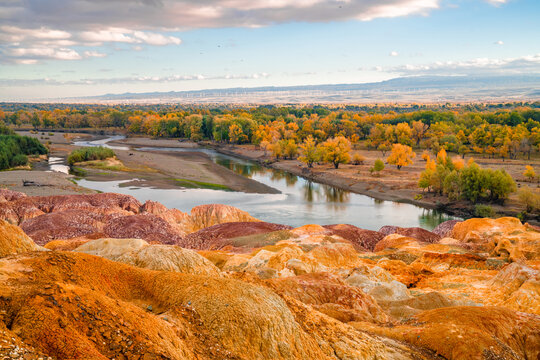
[298,136,319,168]
[387,144,416,170]
[524,165,536,181]
[319,136,351,169]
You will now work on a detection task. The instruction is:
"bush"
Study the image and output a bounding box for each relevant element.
[10,154,28,167]
[67,146,115,166]
[352,153,365,165]
[0,134,48,170]
[370,159,385,175]
[474,204,495,218]
[518,186,540,213]
[419,159,516,204]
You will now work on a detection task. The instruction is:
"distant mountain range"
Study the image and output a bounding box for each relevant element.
[66,75,540,104]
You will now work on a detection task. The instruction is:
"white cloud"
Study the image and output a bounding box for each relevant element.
[0,72,272,86]
[7,47,81,60]
[1,26,182,63]
[1,0,443,31]
[84,51,107,58]
[379,54,540,75]
[485,0,507,6]
[495,40,504,45]
[0,0,445,64]
[390,51,399,56]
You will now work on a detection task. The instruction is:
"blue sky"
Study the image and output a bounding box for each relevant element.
[0,0,539,100]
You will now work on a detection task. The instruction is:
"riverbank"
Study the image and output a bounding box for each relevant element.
[206,142,536,222]
[0,170,96,196]
[14,131,279,195]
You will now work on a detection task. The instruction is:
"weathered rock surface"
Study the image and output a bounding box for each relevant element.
[323,224,385,251]
[182,221,293,251]
[451,217,540,260]
[379,225,441,243]
[1,191,539,359]
[0,251,440,359]
[432,219,461,238]
[0,219,44,258]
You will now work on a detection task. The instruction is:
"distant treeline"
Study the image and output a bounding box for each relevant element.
[1,103,540,161]
[0,124,48,170]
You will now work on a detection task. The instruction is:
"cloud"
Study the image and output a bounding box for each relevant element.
[1,25,181,64]
[2,0,442,31]
[495,40,504,45]
[378,54,540,76]
[0,72,271,86]
[83,51,107,58]
[484,0,507,6]
[390,51,399,56]
[1,0,444,63]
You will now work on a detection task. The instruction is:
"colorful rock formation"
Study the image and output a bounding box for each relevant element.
[0,190,539,359]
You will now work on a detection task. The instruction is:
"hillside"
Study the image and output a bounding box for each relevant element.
[0,189,539,359]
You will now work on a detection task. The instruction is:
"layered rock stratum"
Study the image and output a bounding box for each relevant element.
[0,189,538,360]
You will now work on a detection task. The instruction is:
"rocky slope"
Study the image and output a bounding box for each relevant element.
[0,189,539,360]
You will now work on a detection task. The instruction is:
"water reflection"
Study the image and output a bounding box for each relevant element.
[64,138,459,230]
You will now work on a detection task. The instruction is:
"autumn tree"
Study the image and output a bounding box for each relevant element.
[319,136,351,169]
[387,144,416,170]
[298,136,319,168]
[524,165,536,182]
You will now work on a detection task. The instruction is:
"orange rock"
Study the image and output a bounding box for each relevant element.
[0,219,44,258]
[266,272,389,323]
[365,306,540,360]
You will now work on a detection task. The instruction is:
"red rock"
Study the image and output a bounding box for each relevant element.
[103,214,183,245]
[431,220,461,238]
[182,221,292,250]
[379,225,441,243]
[0,189,27,203]
[20,210,110,245]
[323,224,385,251]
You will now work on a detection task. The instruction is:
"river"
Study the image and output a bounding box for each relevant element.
[55,136,457,230]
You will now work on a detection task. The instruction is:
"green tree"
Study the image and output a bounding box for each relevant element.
[370,159,385,176]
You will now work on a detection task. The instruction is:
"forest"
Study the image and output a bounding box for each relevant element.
[0,123,48,170]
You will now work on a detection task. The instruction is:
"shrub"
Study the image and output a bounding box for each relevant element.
[524,165,536,182]
[370,159,385,176]
[0,134,48,170]
[474,204,495,218]
[67,146,115,166]
[352,153,365,165]
[518,186,540,213]
[10,154,28,167]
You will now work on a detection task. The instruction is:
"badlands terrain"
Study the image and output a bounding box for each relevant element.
[0,189,539,359]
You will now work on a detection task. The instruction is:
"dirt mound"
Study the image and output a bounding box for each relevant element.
[266,272,388,323]
[0,189,27,203]
[103,213,184,244]
[0,251,428,359]
[323,224,385,251]
[366,306,540,360]
[379,225,441,244]
[182,221,293,250]
[20,209,109,245]
[183,204,260,233]
[117,245,221,276]
[0,219,44,258]
[451,217,540,260]
[0,192,142,225]
[431,220,461,238]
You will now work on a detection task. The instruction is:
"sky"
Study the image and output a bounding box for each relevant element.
[0,0,539,101]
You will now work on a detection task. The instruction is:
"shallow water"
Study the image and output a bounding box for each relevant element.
[65,137,458,230]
